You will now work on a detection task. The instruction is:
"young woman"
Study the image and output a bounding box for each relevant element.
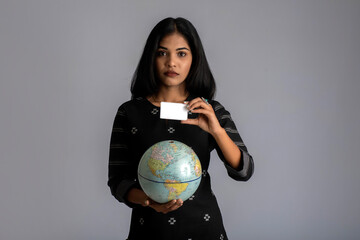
[108,17,254,240]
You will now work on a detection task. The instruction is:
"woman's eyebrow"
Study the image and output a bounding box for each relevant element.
[158,46,190,51]
[176,47,190,51]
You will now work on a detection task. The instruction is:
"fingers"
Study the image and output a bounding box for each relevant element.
[149,199,183,214]
[181,108,212,125]
[181,118,198,126]
[182,97,221,134]
[168,199,183,212]
[186,97,212,112]
[164,199,178,208]
[188,108,212,116]
[185,97,215,121]
[201,97,210,105]
[163,199,183,213]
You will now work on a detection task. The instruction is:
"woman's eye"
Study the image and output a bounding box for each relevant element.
[157,51,166,56]
[178,52,186,57]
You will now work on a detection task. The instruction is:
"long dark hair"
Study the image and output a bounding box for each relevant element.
[130,17,216,100]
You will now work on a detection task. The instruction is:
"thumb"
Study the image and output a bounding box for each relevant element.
[181,119,198,126]
[142,199,150,207]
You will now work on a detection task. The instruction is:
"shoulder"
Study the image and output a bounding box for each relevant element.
[209,99,234,123]
[209,99,229,116]
[117,97,148,112]
[209,99,226,113]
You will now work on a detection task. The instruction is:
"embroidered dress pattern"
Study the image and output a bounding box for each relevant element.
[131,127,138,134]
[168,217,176,225]
[151,108,159,115]
[167,127,175,134]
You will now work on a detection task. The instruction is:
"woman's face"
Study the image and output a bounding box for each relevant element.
[155,32,192,90]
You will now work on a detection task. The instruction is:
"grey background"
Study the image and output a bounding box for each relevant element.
[1,0,359,240]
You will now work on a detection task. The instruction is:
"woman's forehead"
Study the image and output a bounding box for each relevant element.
[159,33,190,49]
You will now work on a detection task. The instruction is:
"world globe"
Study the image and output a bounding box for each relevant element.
[138,140,202,203]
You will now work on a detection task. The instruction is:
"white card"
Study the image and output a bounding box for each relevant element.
[160,102,188,120]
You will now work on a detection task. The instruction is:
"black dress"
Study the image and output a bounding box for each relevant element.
[108,95,254,240]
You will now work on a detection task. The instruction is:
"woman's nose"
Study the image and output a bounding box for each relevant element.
[166,55,176,67]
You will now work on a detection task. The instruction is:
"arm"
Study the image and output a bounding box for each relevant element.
[108,104,138,207]
[211,127,241,169]
[182,98,254,181]
[212,101,254,181]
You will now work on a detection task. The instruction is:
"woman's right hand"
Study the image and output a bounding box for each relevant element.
[146,198,183,214]
[126,188,183,214]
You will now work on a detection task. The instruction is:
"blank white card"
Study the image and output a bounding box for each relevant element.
[160,102,188,121]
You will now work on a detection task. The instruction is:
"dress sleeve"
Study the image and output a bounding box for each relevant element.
[108,104,139,208]
[212,100,254,181]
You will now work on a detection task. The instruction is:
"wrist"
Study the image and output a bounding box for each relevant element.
[211,127,226,139]
[127,188,148,205]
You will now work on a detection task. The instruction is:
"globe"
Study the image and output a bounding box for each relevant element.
[138,140,202,203]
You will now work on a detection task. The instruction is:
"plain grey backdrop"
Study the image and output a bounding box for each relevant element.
[1,0,359,239]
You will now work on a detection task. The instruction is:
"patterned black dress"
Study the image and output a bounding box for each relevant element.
[108,95,254,240]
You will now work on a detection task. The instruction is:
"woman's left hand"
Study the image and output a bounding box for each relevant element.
[181,97,222,136]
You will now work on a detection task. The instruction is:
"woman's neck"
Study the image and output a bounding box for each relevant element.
[151,87,189,103]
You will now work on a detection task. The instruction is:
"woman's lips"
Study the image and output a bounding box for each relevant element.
[164,71,179,77]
